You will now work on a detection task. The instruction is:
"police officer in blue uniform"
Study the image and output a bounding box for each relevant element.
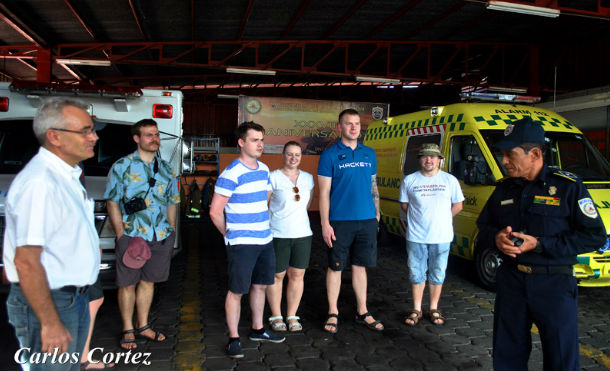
[476,117,607,371]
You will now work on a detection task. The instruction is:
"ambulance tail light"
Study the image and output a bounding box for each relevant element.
[153,104,173,119]
[0,97,9,112]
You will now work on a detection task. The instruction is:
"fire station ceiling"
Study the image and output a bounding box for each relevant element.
[0,0,608,99]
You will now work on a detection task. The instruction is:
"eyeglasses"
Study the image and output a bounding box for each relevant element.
[51,127,96,136]
[293,186,300,201]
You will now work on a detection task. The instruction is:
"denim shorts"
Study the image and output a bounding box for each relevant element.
[406,241,451,285]
[328,219,378,271]
[226,241,275,294]
[273,236,312,272]
[6,284,90,370]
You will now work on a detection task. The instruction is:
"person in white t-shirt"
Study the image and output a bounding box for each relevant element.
[399,143,464,327]
[266,141,314,332]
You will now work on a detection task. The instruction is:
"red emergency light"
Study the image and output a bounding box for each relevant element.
[153,104,173,119]
[0,97,8,112]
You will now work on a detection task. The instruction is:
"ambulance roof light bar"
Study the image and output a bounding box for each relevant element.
[460,91,541,103]
[486,1,560,18]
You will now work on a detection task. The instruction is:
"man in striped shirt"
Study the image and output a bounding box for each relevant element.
[210,121,285,359]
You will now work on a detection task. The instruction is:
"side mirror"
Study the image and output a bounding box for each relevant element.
[182,140,193,174]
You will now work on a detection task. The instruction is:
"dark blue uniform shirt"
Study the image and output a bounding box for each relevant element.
[477,165,606,266]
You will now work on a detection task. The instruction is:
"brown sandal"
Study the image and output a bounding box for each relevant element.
[405,309,422,326]
[429,309,445,326]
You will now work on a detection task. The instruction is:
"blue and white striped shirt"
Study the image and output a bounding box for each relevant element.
[215,159,272,245]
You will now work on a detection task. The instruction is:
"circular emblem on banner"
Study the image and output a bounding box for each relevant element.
[246,98,262,114]
[372,106,384,120]
[504,125,514,136]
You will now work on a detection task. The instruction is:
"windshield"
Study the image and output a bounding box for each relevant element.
[0,120,135,176]
[481,129,610,181]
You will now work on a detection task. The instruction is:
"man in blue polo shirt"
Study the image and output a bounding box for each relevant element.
[318,108,383,334]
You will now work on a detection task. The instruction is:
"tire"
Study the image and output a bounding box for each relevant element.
[475,244,503,291]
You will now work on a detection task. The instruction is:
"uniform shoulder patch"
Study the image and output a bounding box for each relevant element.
[578,197,599,219]
[552,170,578,182]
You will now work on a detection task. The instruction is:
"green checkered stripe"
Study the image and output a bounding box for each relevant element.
[472,114,574,129]
[382,215,403,235]
[365,113,463,141]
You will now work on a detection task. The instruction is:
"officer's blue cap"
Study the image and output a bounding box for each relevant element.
[495,117,545,150]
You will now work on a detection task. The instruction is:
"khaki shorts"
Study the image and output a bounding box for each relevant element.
[115,232,175,287]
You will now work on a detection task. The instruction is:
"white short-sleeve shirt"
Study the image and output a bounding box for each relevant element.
[399,170,465,244]
[269,169,314,238]
[2,147,100,289]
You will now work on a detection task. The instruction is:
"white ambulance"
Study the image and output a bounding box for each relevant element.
[0,81,186,287]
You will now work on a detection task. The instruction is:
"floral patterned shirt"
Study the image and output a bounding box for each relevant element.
[104,151,180,241]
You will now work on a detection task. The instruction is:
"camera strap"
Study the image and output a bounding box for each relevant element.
[142,157,159,200]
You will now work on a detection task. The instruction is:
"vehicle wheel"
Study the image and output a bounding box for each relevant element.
[475,245,503,291]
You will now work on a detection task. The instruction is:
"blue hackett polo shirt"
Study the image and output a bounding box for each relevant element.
[318,141,377,221]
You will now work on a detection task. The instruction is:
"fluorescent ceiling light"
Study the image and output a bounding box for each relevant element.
[486,1,560,18]
[488,86,528,94]
[356,76,401,84]
[226,67,276,76]
[56,58,112,67]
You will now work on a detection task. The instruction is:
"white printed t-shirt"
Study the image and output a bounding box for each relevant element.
[399,170,464,244]
[269,169,314,238]
[214,158,273,246]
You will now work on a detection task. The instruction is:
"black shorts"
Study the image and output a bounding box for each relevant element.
[115,233,175,287]
[328,219,378,271]
[226,242,275,294]
[88,276,104,301]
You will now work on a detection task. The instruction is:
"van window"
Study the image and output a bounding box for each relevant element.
[481,130,610,181]
[403,134,441,175]
[449,135,493,185]
[0,120,135,176]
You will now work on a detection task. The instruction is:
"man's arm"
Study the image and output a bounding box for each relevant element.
[400,202,408,213]
[13,246,73,354]
[371,174,380,221]
[209,193,230,236]
[451,201,463,216]
[166,203,177,231]
[318,176,335,248]
[106,200,125,239]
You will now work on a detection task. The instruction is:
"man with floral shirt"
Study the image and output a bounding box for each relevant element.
[104,119,179,350]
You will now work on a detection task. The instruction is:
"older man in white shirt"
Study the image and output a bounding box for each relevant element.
[3,98,100,370]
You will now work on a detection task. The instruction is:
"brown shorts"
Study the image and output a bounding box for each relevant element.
[115,232,175,287]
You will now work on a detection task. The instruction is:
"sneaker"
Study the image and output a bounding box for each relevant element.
[248,330,286,343]
[225,340,244,358]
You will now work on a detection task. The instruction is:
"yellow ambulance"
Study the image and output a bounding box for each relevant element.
[364,102,610,290]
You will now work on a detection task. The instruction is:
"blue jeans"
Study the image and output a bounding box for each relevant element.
[406,241,450,285]
[6,284,90,371]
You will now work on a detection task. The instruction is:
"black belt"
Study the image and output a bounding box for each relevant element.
[58,285,90,295]
[14,283,90,295]
[509,263,573,276]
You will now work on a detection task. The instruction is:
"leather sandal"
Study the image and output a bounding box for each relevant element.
[355,312,384,331]
[119,329,137,350]
[324,313,338,334]
[135,323,165,342]
[268,315,287,331]
[429,309,445,326]
[405,309,422,326]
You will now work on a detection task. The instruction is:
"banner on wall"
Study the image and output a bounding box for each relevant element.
[238,96,389,154]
